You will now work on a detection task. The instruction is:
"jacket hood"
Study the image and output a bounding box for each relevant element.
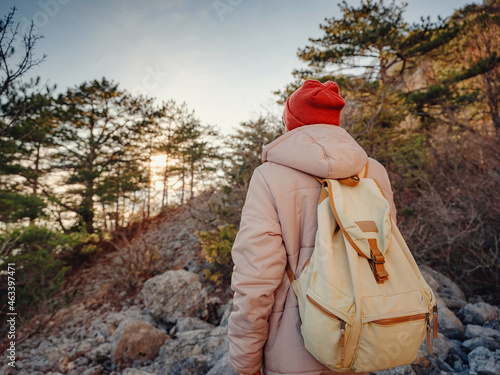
[261,124,367,179]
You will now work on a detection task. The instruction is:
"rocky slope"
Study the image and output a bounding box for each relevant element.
[1,193,500,375]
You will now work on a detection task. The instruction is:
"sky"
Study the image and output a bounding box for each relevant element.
[1,0,479,134]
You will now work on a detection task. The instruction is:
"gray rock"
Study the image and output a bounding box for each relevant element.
[68,339,93,357]
[85,343,112,362]
[75,357,90,367]
[435,293,465,340]
[119,305,157,325]
[485,320,500,331]
[465,324,500,341]
[206,352,237,375]
[372,364,415,374]
[458,302,500,326]
[176,226,190,240]
[175,317,214,333]
[219,300,234,327]
[143,326,228,375]
[468,347,500,375]
[81,366,103,375]
[110,319,169,370]
[413,332,449,368]
[122,369,155,375]
[463,337,500,352]
[420,266,466,311]
[446,339,469,372]
[140,269,209,323]
[0,365,15,375]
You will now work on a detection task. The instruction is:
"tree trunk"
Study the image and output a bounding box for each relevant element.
[101,201,109,231]
[162,154,169,207]
[115,165,121,229]
[190,158,195,200]
[81,181,95,233]
[33,143,41,195]
[181,169,185,204]
[147,159,151,218]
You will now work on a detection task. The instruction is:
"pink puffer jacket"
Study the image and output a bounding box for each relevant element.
[228,124,397,375]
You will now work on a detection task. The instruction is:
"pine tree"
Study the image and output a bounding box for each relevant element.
[0,83,56,224]
[52,78,151,233]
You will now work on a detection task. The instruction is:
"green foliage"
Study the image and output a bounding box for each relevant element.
[0,191,46,222]
[0,224,112,318]
[0,81,56,225]
[197,224,238,286]
[404,0,500,134]
[299,0,407,69]
[0,225,79,318]
[52,78,152,233]
[8,249,71,313]
[377,132,430,190]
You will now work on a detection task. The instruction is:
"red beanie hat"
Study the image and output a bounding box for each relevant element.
[283,80,346,131]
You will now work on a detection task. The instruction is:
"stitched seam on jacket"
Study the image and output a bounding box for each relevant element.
[262,124,343,162]
[229,319,269,333]
[241,214,281,230]
[302,129,333,177]
[275,185,320,200]
[256,168,279,218]
[258,163,322,199]
[233,269,284,281]
[227,358,261,375]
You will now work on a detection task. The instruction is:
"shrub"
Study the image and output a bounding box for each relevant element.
[399,134,500,303]
[0,225,77,322]
[197,224,237,286]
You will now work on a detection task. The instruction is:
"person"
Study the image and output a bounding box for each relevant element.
[227,80,397,375]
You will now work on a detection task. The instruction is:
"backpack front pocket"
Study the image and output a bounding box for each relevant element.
[302,289,353,369]
[352,312,428,372]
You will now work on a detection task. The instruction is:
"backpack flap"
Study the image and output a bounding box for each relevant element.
[325,178,392,282]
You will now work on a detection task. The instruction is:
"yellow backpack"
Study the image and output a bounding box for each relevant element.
[287,166,438,372]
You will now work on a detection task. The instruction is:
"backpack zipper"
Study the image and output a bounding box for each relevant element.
[371,313,427,325]
[306,295,347,364]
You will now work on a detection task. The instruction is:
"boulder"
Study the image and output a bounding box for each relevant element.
[458,302,500,326]
[434,293,465,340]
[485,320,500,331]
[420,266,466,311]
[465,324,500,341]
[446,339,469,372]
[110,319,169,370]
[218,299,234,327]
[206,352,237,375]
[420,332,449,362]
[174,317,214,334]
[85,342,112,362]
[412,332,450,374]
[468,347,500,374]
[463,337,500,352]
[141,269,209,323]
[142,325,228,375]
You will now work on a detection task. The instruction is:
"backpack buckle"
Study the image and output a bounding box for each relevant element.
[368,239,389,283]
[371,252,385,264]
